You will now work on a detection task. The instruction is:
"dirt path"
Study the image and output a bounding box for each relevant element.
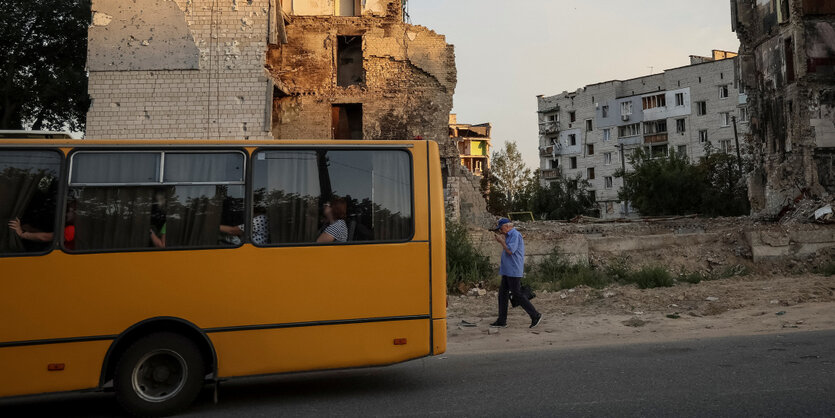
[447,273,835,354]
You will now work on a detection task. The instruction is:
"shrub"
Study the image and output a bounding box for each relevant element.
[605,257,633,282]
[818,262,835,277]
[678,270,705,284]
[527,249,611,290]
[445,218,493,293]
[626,266,674,289]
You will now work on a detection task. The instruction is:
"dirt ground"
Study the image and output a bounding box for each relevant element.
[446,273,835,354]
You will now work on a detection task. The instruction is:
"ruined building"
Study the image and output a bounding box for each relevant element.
[731,0,835,216]
[537,52,749,219]
[269,0,458,164]
[85,0,491,224]
[449,114,491,177]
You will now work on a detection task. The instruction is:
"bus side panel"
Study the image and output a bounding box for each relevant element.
[432,319,446,355]
[411,143,430,243]
[427,141,448,341]
[210,319,429,378]
[0,341,110,398]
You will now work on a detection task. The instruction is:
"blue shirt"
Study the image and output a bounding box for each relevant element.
[499,228,525,277]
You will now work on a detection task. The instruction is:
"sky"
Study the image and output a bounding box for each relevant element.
[408,0,741,168]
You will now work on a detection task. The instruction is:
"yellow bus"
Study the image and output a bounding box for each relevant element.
[0,139,447,416]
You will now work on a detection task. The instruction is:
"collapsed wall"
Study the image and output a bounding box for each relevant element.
[732,0,835,217]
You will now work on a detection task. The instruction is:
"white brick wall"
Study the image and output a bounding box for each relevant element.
[86,0,274,140]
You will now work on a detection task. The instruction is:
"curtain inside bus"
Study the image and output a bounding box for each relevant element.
[371,152,411,241]
[0,151,60,254]
[74,187,155,250]
[165,186,225,248]
[255,151,321,244]
[70,152,243,251]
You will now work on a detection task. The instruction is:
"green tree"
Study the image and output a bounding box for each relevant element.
[616,146,749,217]
[531,174,599,220]
[699,145,750,216]
[0,0,91,131]
[487,141,532,215]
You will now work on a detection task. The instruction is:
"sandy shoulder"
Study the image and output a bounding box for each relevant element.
[446,273,835,354]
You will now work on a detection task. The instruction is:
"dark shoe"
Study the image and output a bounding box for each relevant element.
[490,320,508,328]
[530,314,543,329]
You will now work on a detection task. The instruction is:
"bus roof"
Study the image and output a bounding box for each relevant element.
[0,139,425,148]
[0,130,73,139]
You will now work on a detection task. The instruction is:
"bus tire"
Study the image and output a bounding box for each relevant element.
[114,332,206,417]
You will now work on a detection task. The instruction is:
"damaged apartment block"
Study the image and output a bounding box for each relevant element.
[732,0,835,216]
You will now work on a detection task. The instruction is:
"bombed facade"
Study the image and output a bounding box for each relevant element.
[268,0,459,165]
[732,0,835,217]
[85,0,278,139]
[537,52,749,219]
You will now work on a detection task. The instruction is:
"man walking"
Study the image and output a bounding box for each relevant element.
[491,218,543,329]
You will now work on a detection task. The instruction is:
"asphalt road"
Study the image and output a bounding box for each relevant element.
[3,330,834,417]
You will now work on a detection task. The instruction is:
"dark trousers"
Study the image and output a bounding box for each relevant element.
[498,275,539,322]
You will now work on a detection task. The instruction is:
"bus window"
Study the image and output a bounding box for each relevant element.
[252,149,413,245]
[68,151,245,252]
[0,150,61,255]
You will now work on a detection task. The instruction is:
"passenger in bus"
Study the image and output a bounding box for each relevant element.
[219,207,270,245]
[7,218,53,244]
[316,197,348,243]
[150,189,167,248]
[7,202,76,250]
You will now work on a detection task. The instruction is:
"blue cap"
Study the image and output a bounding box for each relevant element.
[494,218,511,230]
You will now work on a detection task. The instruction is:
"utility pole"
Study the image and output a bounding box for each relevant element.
[618,144,629,215]
[731,116,743,179]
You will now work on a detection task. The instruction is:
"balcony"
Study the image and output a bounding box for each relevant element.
[539,121,560,135]
[542,169,560,180]
[539,146,554,157]
[644,133,668,144]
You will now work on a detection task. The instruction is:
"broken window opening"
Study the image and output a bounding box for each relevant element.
[337,0,362,17]
[569,157,578,170]
[642,94,666,110]
[332,104,363,140]
[569,111,577,123]
[784,37,796,84]
[587,167,596,180]
[337,36,364,87]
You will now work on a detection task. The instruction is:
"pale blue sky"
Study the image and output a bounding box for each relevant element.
[408,0,740,168]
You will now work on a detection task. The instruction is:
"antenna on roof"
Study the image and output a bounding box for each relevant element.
[648,66,654,75]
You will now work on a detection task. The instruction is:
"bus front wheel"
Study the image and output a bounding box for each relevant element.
[114,332,206,417]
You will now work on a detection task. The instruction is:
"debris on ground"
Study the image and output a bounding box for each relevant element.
[622,317,648,327]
